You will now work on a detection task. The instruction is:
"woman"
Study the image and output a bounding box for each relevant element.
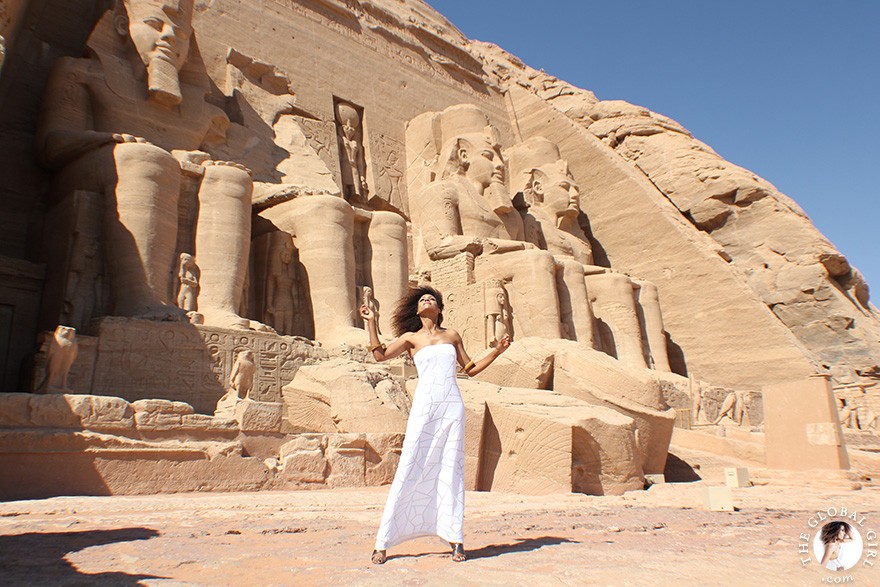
[361,286,510,564]
[820,521,854,571]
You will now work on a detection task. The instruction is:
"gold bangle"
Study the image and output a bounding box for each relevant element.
[369,343,385,353]
[464,360,475,372]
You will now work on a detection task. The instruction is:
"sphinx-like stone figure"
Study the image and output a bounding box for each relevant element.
[713,390,745,425]
[408,104,562,338]
[37,0,253,329]
[38,325,79,393]
[507,136,671,371]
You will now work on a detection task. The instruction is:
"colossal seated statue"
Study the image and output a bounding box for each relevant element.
[507,137,671,371]
[408,104,562,339]
[37,0,254,330]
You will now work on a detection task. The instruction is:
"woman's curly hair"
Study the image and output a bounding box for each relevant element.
[391,286,444,336]
[820,521,852,546]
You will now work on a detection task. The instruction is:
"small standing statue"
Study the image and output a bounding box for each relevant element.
[691,379,703,425]
[38,325,79,393]
[485,281,511,348]
[229,349,256,400]
[177,253,200,312]
[336,101,368,203]
[362,286,381,335]
[266,242,296,335]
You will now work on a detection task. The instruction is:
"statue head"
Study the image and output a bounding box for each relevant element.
[336,102,361,141]
[433,104,505,193]
[180,252,194,266]
[507,137,580,219]
[114,0,195,106]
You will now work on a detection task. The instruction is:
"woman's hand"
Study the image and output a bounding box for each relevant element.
[495,334,511,354]
[359,304,375,322]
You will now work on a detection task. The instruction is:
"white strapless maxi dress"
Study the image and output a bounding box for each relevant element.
[374,343,465,549]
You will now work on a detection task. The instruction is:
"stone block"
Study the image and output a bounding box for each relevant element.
[279,434,328,484]
[281,360,408,433]
[325,434,366,487]
[279,434,325,460]
[74,395,136,430]
[364,433,404,486]
[458,379,643,496]
[27,394,135,431]
[135,411,182,430]
[724,467,750,488]
[180,414,239,431]
[703,486,734,512]
[132,399,194,415]
[28,394,85,429]
[235,401,283,433]
[475,337,555,390]
[0,393,32,427]
[764,375,849,470]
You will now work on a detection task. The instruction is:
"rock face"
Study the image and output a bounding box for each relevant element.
[0,0,876,498]
[474,43,880,386]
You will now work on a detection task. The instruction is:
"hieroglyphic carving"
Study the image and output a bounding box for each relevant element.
[372,133,407,215]
[441,284,486,355]
[296,115,340,186]
[60,191,105,332]
[199,328,327,404]
[90,318,327,412]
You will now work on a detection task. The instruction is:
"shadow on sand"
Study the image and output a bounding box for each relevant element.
[0,526,164,586]
[387,535,579,562]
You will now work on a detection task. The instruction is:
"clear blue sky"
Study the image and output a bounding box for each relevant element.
[428,0,879,296]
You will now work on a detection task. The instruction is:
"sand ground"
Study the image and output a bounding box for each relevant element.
[1,447,878,587]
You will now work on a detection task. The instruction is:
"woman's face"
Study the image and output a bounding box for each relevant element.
[418,293,440,315]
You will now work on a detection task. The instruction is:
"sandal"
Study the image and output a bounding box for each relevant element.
[371,549,387,565]
[451,542,466,562]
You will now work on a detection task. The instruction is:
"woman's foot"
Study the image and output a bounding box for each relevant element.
[371,549,387,565]
[451,543,466,562]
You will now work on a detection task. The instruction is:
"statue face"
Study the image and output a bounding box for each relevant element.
[535,171,580,218]
[460,135,504,191]
[123,0,192,72]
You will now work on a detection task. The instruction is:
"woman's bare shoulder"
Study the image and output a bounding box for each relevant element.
[443,328,463,342]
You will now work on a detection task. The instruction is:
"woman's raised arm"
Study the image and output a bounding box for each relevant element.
[452,331,510,377]
[360,304,411,361]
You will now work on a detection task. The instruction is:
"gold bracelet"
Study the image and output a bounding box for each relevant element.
[368,343,386,353]
[464,360,475,372]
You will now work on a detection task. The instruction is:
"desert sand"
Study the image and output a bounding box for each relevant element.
[2,446,877,587]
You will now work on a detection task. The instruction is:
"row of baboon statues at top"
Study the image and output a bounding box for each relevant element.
[38,0,669,372]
